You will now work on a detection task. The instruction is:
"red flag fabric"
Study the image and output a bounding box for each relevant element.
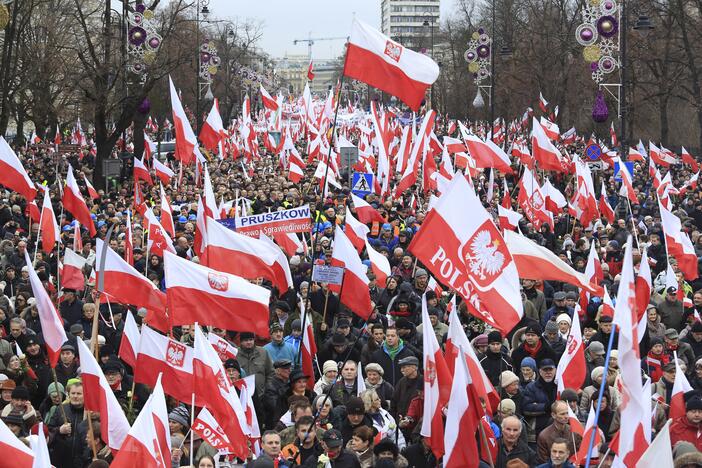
[0,417,34,467]
[164,251,271,337]
[83,174,99,200]
[329,226,372,320]
[199,99,226,152]
[133,157,153,185]
[62,165,96,236]
[659,200,699,280]
[555,312,586,395]
[307,60,315,81]
[62,248,86,290]
[343,18,439,111]
[260,84,279,111]
[682,147,699,172]
[118,311,141,369]
[169,76,198,164]
[159,184,175,238]
[39,187,59,255]
[350,192,385,224]
[344,210,370,254]
[153,157,175,185]
[531,117,565,172]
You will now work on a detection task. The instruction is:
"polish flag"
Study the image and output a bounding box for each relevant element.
[600,286,615,319]
[539,92,549,112]
[258,232,295,293]
[611,237,650,465]
[573,405,603,466]
[208,332,238,361]
[301,308,317,392]
[350,192,385,224]
[539,117,560,141]
[192,408,236,455]
[62,165,96,236]
[542,178,567,214]
[628,146,645,162]
[169,76,199,164]
[111,374,170,468]
[462,133,513,174]
[420,293,452,459]
[396,110,436,195]
[635,249,653,326]
[143,132,157,160]
[159,185,175,238]
[0,137,37,201]
[124,210,133,266]
[193,326,249,459]
[119,311,141,369]
[555,311,585,395]
[531,117,564,172]
[62,248,86,290]
[193,196,208,260]
[617,158,638,204]
[443,136,466,154]
[649,141,676,167]
[288,161,304,184]
[682,147,699,172]
[199,99,226,152]
[144,207,176,257]
[203,217,292,293]
[344,209,371,253]
[307,60,315,80]
[203,164,220,220]
[73,221,83,252]
[518,168,553,230]
[444,307,500,413]
[164,251,271,337]
[234,375,261,444]
[659,200,699,280]
[330,225,372,320]
[610,122,618,147]
[94,239,168,331]
[0,417,33,468]
[670,350,694,420]
[343,18,439,111]
[24,251,67,367]
[153,158,175,185]
[272,231,306,257]
[503,230,602,295]
[365,239,391,286]
[39,187,59,255]
[443,343,480,468]
[497,204,522,231]
[134,157,153,185]
[26,199,40,226]
[599,181,615,223]
[409,175,522,333]
[77,339,130,451]
[135,325,195,403]
[83,174,99,200]
[561,127,577,145]
[579,242,603,313]
[260,84,279,111]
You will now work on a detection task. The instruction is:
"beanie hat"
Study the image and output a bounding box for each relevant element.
[365,362,384,376]
[322,360,337,375]
[591,366,605,382]
[498,398,516,414]
[168,406,190,429]
[556,313,572,325]
[11,386,30,401]
[544,320,559,334]
[520,357,537,370]
[487,331,502,344]
[47,382,65,397]
[500,371,519,388]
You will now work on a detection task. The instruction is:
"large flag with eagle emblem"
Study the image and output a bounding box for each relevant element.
[408,175,523,333]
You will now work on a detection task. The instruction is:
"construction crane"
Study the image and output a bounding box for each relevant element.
[293,32,348,60]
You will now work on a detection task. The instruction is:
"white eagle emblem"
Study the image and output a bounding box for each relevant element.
[384,40,403,62]
[529,191,544,210]
[208,272,229,292]
[166,341,186,367]
[465,230,505,281]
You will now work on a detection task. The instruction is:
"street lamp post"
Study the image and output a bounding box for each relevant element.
[423,15,435,110]
[195,0,210,134]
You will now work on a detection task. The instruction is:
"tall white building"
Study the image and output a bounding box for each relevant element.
[380,0,440,51]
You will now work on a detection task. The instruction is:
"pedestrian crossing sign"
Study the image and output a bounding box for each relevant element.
[352,173,373,196]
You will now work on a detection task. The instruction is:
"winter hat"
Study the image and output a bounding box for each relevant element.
[322,360,337,375]
[521,357,537,371]
[47,382,65,397]
[544,321,559,334]
[11,386,30,401]
[168,406,190,429]
[591,366,605,382]
[500,371,519,388]
[498,398,516,415]
[365,363,384,376]
[556,313,572,325]
[487,331,502,344]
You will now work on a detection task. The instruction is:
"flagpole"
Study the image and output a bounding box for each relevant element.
[626,198,640,249]
[583,324,616,466]
[33,199,45,263]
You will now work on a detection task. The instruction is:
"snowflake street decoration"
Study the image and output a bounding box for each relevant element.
[464,28,491,86]
[127,3,162,80]
[576,0,620,84]
[199,39,220,85]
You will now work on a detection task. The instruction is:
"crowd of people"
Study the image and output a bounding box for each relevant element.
[1,109,702,468]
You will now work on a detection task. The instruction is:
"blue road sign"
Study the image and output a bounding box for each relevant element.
[614,161,635,182]
[352,172,374,196]
[585,143,602,161]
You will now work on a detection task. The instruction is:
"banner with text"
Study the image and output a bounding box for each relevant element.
[231,204,312,237]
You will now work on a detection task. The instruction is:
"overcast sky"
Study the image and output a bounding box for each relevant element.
[207,0,457,59]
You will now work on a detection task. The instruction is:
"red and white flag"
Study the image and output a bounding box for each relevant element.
[258,233,295,293]
[350,192,385,224]
[497,204,522,231]
[420,293,452,459]
[119,311,141,369]
[365,239,391,286]
[62,165,96,236]
[83,174,99,200]
[24,251,67,367]
[39,187,59,254]
[461,133,513,174]
[300,307,317,392]
[159,184,175,238]
[599,181,615,223]
[555,312,585,395]
[531,117,565,172]
[443,342,480,468]
[307,60,315,81]
[670,350,694,420]
[153,158,175,185]
[133,157,153,185]
[62,248,86,290]
[503,230,602,294]
[343,18,439,111]
[144,207,176,257]
[77,339,130,451]
[193,326,249,460]
[610,122,618,147]
[192,408,236,455]
[169,76,199,164]
[660,200,699,280]
[260,84,279,111]
[409,175,523,333]
[288,161,304,184]
[135,325,195,403]
[682,147,699,173]
[208,332,238,361]
[0,418,33,468]
[203,217,292,293]
[0,136,37,201]
[344,209,371,253]
[617,158,638,204]
[635,249,653,332]
[539,117,560,141]
[143,132,157,160]
[111,374,170,468]
[73,221,83,252]
[235,374,261,443]
[612,237,650,465]
[330,225,372,320]
[95,239,168,331]
[518,167,553,230]
[539,92,549,112]
[272,231,306,257]
[573,405,603,466]
[164,251,271,337]
[199,99,226,152]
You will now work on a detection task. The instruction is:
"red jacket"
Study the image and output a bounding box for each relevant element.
[670,416,702,451]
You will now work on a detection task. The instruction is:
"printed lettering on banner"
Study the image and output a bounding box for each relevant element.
[229,204,312,237]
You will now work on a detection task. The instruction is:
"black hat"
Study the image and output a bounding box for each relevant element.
[273,359,292,369]
[2,410,24,427]
[60,343,75,353]
[224,359,241,372]
[62,288,76,294]
[274,301,290,313]
[101,359,124,374]
[24,336,41,348]
[345,396,365,415]
[322,428,344,448]
[692,321,702,333]
[239,332,255,341]
[524,323,542,335]
[336,319,351,328]
[427,307,439,317]
[554,291,566,301]
[487,331,502,344]
[398,356,419,367]
[539,358,556,369]
[373,438,399,457]
[425,290,437,300]
[394,318,413,330]
[11,385,30,401]
[650,336,664,347]
[290,369,309,383]
[560,388,578,403]
[599,315,613,323]
[685,390,702,411]
[331,332,347,346]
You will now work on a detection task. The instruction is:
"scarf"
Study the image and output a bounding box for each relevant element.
[523,340,542,357]
[383,339,404,360]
